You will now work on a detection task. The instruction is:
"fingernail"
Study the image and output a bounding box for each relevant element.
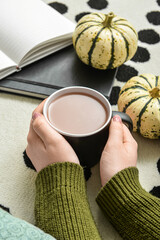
[32,112,41,120]
[113,115,122,123]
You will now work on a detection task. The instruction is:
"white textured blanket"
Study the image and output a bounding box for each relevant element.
[0,0,160,239]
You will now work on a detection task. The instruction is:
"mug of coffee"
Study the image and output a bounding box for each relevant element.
[43,86,133,168]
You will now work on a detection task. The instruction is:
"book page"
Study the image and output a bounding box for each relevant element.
[0,0,75,65]
[0,50,16,70]
[0,50,17,79]
[21,39,72,67]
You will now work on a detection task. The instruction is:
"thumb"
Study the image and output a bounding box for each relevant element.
[32,112,61,145]
[107,115,123,146]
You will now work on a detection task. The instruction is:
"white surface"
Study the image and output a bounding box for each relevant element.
[0,0,160,239]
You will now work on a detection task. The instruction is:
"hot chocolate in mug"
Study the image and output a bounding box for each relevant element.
[43,86,133,168]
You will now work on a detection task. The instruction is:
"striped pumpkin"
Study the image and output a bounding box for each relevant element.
[72,12,138,70]
[118,74,160,139]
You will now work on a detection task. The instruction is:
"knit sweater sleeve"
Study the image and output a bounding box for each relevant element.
[96,167,160,240]
[35,162,101,240]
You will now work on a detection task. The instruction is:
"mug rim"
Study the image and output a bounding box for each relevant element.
[43,86,112,137]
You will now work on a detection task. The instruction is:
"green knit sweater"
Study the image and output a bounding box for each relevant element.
[35,163,160,240]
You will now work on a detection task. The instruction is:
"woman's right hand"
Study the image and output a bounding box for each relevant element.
[26,100,79,173]
[100,115,138,187]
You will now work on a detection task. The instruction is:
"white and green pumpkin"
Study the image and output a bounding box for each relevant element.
[118,74,160,139]
[72,12,138,70]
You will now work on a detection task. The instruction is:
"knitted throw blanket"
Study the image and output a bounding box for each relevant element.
[0,0,159,239]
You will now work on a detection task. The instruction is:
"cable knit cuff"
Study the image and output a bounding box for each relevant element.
[96,167,140,219]
[35,162,86,195]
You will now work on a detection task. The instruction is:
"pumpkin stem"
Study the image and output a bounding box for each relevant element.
[103,12,115,27]
[149,87,160,98]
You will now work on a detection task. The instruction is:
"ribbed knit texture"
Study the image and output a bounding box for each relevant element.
[96,167,160,240]
[35,162,101,240]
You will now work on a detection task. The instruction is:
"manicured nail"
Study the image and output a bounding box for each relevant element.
[113,115,122,123]
[32,112,41,120]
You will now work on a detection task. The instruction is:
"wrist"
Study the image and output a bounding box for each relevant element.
[97,167,140,213]
[100,164,137,187]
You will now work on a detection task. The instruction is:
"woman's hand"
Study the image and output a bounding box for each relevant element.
[100,115,138,187]
[26,100,79,172]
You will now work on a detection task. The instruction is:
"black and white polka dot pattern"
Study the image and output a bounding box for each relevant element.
[23,150,36,171]
[146,11,160,25]
[39,0,160,199]
[138,29,160,44]
[87,0,108,10]
[0,205,10,213]
[44,0,160,198]
[150,158,160,198]
[0,1,159,237]
[47,0,160,108]
[49,2,68,14]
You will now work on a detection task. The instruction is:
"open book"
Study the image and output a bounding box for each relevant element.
[1,45,117,99]
[0,0,75,79]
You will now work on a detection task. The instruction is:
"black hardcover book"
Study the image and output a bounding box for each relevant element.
[0,45,117,99]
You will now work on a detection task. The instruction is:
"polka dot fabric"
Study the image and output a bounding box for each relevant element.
[0,1,159,239]
[45,0,160,105]
[44,0,160,204]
